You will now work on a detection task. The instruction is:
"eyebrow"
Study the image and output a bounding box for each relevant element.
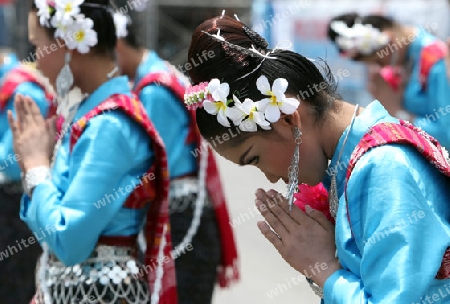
[239,145,253,166]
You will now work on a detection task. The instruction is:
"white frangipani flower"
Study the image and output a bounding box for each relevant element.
[54,0,84,25]
[207,78,229,102]
[113,13,128,38]
[51,14,73,39]
[230,96,271,132]
[35,0,54,27]
[203,79,233,127]
[330,20,389,55]
[256,75,300,123]
[64,17,98,54]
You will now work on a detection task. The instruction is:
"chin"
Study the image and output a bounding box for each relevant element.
[299,175,323,186]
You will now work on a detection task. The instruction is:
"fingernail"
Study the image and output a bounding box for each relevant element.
[305,205,314,214]
[257,221,267,231]
[255,188,264,198]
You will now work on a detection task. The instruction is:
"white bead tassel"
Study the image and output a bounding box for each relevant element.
[151,223,167,304]
[171,138,208,257]
[138,229,147,252]
[150,139,209,303]
[39,243,51,304]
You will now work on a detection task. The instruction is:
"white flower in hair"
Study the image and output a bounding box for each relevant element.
[113,13,128,38]
[230,96,271,132]
[203,79,234,127]
[51,15,73,39]
[35,0,55,27]
[54,0,84,25]
[256,75,300,123]
[64,16,98,54]
[331,20,389,55]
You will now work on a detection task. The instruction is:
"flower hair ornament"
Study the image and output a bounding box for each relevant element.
[184,76,300,132]
[113,12,129,38]
[34,0,128,53]
[330,19,390,57]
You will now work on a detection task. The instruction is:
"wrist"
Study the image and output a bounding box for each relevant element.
[310,259,342,288]
[24,158,50,173]
[21,166,52,197]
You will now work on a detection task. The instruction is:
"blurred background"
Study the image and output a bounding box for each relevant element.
[1,0,449,303]
[1,0,449,104]
[2,0,448,107]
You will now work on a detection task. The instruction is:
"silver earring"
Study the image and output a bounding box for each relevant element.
[287,126,302,211]
[329,173,339,220]
[56,52,74,100]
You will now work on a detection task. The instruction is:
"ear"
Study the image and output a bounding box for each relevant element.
[271,109,302,140]
[280,110,301,129]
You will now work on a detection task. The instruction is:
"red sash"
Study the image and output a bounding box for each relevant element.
[344,120,450,279]
[69,94,177,303]
[419,40,448,91]
[0,65,56,116]
[135,71,240,287]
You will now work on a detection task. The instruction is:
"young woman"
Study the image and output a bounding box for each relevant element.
[8,0,177,302]
[0,49,54,304]
[115,15,239,304]
[327,13,450,150]
[184,15,450,303]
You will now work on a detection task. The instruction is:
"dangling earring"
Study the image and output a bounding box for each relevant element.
[287,126,302,211]
[56,52,74,104]
[328,173,339,219]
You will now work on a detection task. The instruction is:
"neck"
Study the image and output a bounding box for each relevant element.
[389,26,416,66]
[321,101,362,160]
[127,47,147,81]
[75,55,119,95]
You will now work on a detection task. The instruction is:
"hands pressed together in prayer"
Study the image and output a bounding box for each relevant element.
[7,94,57,173]
[255,188,341,287]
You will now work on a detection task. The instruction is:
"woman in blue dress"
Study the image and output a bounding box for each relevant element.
[183,15,450,303]
[115,16,239,304]
[0,50,53,304]
[327,12,450,150]
[8,0,177,302]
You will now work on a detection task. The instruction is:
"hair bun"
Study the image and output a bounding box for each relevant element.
[242,25,268,49]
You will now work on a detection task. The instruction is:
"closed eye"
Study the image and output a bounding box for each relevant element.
[247,156,259,165]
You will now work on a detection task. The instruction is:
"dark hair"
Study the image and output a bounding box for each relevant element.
[122,15,143,49]
[327,12,396,57]
[188,16,339,143]
[29,0,117,57]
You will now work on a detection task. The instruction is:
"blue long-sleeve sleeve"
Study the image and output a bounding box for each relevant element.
[323,144,450,303]
[413,61,450,149]
[139,85,196,178]
[0,82,49,180]
[20,110,153,266]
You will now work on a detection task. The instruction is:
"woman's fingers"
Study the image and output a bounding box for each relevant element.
[305,206,335,232]
[14,94,25,132]
[7,110,19,139]
[257,220,283,251]
[257,188,315,229]
[27,96,45,124]
[22,97,36,126]
[256,199,290,240]
[47,116,58,139]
